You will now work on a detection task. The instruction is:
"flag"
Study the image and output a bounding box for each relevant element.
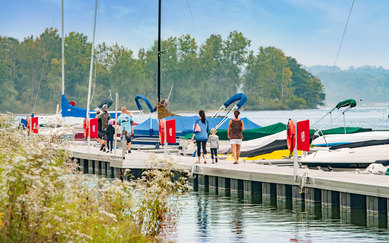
[166,119,176,144]
[297,119,310,151]
[90,118,98,138]
[31,117,38,134]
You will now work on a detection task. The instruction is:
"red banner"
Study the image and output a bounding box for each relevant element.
[90,118,98,138]
[297,119,310,151]
[166,119,176,144]
[31,117,38,133]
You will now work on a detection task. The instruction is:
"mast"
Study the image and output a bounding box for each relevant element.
[86,0,98,150]
[61,0,65,95]
[157,0,161,102]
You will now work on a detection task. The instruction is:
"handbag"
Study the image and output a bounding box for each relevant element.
[193,122,201,133]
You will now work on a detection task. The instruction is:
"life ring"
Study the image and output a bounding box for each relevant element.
[83,118,89,139]
[286,119,296,154]
[159,119,165,144]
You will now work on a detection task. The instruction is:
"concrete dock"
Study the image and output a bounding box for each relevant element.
[68,142,389,228]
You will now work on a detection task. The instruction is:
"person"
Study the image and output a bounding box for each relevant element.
[100,104,111,152]
[227,110,245,164]
[105,120,115,153]
[191,110,210,164]
[26,116,31,135]
[118,106,133,153]
[208,128,219,164]
[96,108,105,150]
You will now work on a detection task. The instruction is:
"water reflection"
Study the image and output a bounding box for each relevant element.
[231,206,244,242]
[196,194,209,240]
[174,191,389,242]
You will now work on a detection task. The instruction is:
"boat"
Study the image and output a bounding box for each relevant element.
[311,131,389,147]
[133,92,261,138]
[300,143,389,168]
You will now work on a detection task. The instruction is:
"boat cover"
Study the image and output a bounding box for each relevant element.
[217,122,287,141]
[61,94,119,118]
[133,115,261,136]
[319,127,372,135]
[330,139,389,150]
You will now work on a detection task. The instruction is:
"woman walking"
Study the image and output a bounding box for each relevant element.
[227,110,245,164]
[192,110,210,164]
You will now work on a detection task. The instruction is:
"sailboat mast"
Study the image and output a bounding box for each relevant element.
[61,0,65,95]
[157,0,161,102]
[86,0,98,149]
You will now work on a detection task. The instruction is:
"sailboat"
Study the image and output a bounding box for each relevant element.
[60,0,124,120]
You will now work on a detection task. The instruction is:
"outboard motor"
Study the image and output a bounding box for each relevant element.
[97,90,113,109]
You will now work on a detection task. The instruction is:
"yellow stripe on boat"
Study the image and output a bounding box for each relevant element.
[225,150,303,161]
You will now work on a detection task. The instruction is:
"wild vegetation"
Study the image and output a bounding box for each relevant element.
[0,115,190,242]
[0,28,325,113]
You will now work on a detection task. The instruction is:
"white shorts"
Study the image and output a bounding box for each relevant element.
[230,139,242,145]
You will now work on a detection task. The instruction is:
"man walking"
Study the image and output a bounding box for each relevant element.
[118,106,133,153]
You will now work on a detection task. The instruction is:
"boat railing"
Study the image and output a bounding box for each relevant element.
[310,125,329,148]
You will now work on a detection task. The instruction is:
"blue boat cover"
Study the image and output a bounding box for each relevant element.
[135,94,154,113]
[134,115,261,136]
[223,93,247,110]
[61,94,119,118]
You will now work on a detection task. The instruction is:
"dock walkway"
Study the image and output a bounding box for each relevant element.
[68,142,389,228]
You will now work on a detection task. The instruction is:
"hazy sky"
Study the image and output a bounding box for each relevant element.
[0,0,388,69]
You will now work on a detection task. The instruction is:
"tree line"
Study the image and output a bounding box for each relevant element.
[0,27,325,113]
[309,65,389,106]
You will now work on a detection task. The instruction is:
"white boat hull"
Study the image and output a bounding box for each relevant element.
[301,144,389,168]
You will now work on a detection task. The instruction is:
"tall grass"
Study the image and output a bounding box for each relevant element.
[0,115,191,242]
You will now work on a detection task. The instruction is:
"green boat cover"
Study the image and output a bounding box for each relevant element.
[182,123,373,141]
[182,122,289,141]
[336,99,357,109]
[319,127,372,135]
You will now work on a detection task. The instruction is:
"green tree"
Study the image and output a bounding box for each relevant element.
[287,57,325,108]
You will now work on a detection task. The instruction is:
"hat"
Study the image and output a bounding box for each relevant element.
[95,107,101,113]
[109,120,114,125]
[102,104,108,110]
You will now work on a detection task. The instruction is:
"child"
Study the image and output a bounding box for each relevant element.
[208,128,219,164]
[105,120,115,153]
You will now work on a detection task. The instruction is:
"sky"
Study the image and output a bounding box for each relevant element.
[0,0,388,69]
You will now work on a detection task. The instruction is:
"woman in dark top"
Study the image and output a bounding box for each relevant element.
[227,110,245,164]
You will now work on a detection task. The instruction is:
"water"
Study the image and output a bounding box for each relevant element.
[179,106,389,130]
[171,191,389,242]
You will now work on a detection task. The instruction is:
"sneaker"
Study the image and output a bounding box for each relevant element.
[100,144,104,151]
[103,148,106,152]
[106,150,109,153]
[128,150,131,153]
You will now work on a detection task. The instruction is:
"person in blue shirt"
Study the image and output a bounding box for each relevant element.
[118,106,133,153]
[191,110,210,164]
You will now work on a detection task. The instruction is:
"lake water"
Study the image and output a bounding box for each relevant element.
[171,191,389,243]
[179,106,389,130]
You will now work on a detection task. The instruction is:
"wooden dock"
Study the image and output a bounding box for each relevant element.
[68,142,389,228]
